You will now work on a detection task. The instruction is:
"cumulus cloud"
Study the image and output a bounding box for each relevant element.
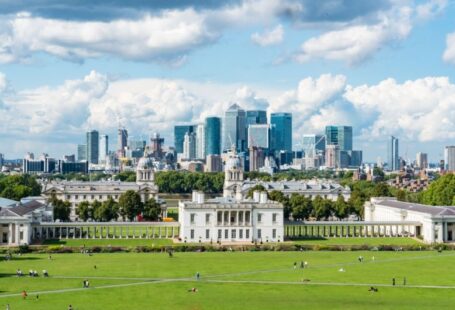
[416,0,447,20]
[443,32,455,65]
[251,24,284,46]
[294,5,413,65]
[344,77,455,141]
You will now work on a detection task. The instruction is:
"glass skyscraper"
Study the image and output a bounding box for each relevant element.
[302,134,325,157]
[325,126,352,151]
[223,104,246,152]
[387,136,400,171]
[246,110,267,126]
[247,124,269,149]
[205,117,221,155]
[174,125,195,154]
[270,112,292,152]
[86,130,99,164]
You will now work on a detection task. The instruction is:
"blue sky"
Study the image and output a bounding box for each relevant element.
[0,0,454,162]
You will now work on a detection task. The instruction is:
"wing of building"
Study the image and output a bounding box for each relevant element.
[366,197,455,243]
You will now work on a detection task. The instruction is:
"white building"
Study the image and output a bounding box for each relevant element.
[0,200,53,246]
[179,149,284,243]
[365,197,455,243]
[196,124,205,160]
[445,146,455,171]
[42,154,159,220]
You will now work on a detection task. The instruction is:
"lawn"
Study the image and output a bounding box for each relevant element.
[41,238,173,247]
[291,237,422,246]
[1,250,455,309]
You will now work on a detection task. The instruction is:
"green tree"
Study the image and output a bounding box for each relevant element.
[76,201,91,221]
[50,196,71,222]
[91,200,102,221]
[142,198,162,221]
[395,189,406,202]
[289,194,312,220]
[312,196,333,220]
[334,195,349,219]
[372,182,392,197]
[94,198,118,222]
[421,174,455,205]
[118,190,143,221]
[268,190,291,219]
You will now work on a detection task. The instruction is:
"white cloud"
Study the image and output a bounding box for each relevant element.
[344,77,455,141]
[294,5,413,65]
[443,32,455,64]
[416,0,447,20]
[251,24,284,46]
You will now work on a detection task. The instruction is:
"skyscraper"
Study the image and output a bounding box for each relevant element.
[174,125,195,154]
[246,110,267,126]
[325,145,339,168]
[150,133,164,159]
[387,136,400,171]
[205,117,221,155]
[270,112,292,152]
[195,124,205,159]
[99,134,109,163]
[224,104,246,152]
[302,134,325,158]
[416,152,428,169]
[86,130,99,164]
[325,126,352,151]
[444,146,455,171]
[77,144,87,161]
[247,124,269,149]
[183,132,197,160]
[118,128,128,156]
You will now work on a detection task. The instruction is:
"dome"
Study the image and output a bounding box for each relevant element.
[225,155,241,171]
[137,156,153,170]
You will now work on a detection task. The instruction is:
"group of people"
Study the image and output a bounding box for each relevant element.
[293,261,308,269]
[82,280,90,288]
[15,269,48,277]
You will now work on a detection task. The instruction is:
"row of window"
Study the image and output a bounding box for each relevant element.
[188,228,277,240]
[66,194,120,200]
[190,212,280,225]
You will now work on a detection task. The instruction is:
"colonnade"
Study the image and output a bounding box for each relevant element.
[217,210,251,226]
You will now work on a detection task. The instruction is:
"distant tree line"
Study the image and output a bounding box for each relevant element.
[0,174,41,201]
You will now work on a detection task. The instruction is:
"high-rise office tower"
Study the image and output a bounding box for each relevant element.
[205,154,223,172]
[118,128,128,157]
[0,153,4,167]
[444,146,455,171]
[195,124,205,159]
[416,152,428,169]
[99,134,109,163]
[387,136,400,171]
[224,104,246,152]
[247,124,269,149]
[86,130,99,165]
[249,146,266,172]
[246,110,267,126]
[270,112,292,152]
[77,144,87,161]
[302,134,326,158]
[325,145,339,168]
[150,133,164,159]
[325,126,352,151]
[204,117,221,155]
[183,132,197,160]
[174,125,195,154]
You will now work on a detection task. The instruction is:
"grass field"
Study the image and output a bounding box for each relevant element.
[1,249,455,309]
[292,237,422,246]
[41,238,173,247]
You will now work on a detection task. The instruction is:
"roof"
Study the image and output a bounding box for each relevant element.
[375,199,455,216]
[9,200,45,216]
[242,180,350,194]
[0,208,21,217]
[0,197,18,208]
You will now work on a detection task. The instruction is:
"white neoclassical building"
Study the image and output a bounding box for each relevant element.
[179,149,284,243]
[365,197,455,243]
[42,155,159,220]
[0,200,53,246]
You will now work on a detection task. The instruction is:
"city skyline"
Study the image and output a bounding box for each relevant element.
[0,1,454,161]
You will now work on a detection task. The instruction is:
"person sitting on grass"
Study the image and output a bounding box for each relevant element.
[21,290,27,299]
[42,270,48,277]
[188,287,198,292]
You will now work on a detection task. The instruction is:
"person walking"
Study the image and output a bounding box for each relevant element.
[392,278,396,286]
[6,304,10,310]
[196,272,200,280]
[403,277,406,286]
[21,290,27,299]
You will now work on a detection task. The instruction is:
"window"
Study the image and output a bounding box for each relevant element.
[19,231,24,241]
[217,211,222,224]
[257,213,262,223]
[206,213,211,224]
[246,229,250,239]
[272,213,277,223]
[231,229,236,239]
[91,195,95,199]
[272,229,276,239]
[257,229,262,239]
[245,211,250,224]
[75,195,78,200]
[190,229,195,239]
[206,229,210,239]
[224,229,228,239]
[99,195,102,199]
[218,229,222,239]
[66,195,70,200]
[190,213,196,224]
[239,229,243,239]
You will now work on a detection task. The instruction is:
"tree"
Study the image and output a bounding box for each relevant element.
[118,190,143,221]
[372,182,392,197]
[0,174,41,200]
[268,190,291,219]
[50,196,71,222]
[312,196,333,220]
[334,195,352,219]
[91,200,102,221]
[76,201,91,221]
[142,198,161,221]
[94,198,118,222]
[395,189,406,202]
[289,194,312,221]
[421,174,455,206]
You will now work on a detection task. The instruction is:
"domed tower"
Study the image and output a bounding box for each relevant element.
[223,148,244,200]
[136,154,155,185]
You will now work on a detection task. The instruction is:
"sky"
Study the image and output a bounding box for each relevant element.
[0,0,454,162]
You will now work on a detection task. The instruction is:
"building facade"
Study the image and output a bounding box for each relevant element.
[445,146,455,171]
[248,124,269,149]
[416,152,428,169]
[224,104,246,152]
[387,136,400,171]
[174,125,195,154]
[183,132,197,160]
[86,130,99,164]
[205,117,221,156]
[270,113,292,152]
[99,134,109,163]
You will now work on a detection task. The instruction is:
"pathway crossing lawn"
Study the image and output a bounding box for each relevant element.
[1,251,455,309]
[41,238,173,247]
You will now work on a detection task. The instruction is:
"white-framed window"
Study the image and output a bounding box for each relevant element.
[218,229,222,239]
[257,229,262,239]
[190,229,195,239]
[272,229,276,239]
[206,229,210,239]
[257,213,262,223]
[231,229,236,239]
[205,213,211,224]
[190,213,196,224]
[272,213,277,223]
[224,229,228,239]
[239,229,243,239]
[246,229,250,239]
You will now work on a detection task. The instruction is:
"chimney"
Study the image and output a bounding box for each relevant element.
[197,191,205,204]
[253,191,260,203]
[259,192,268,203]
[192,190,198,202]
